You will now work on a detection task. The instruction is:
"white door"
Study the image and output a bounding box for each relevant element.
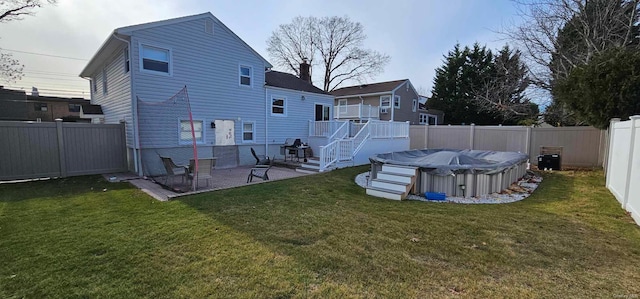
[215,120,235,145]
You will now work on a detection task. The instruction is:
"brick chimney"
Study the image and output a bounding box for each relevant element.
[299,58,311,83]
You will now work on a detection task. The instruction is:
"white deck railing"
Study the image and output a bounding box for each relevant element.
[317,120,409,171]
[309,120,348,137]
[334,104,379,119]
[370,120,409,138]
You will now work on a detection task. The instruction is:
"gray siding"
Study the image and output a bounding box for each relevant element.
[266,87,334,147]
[392,81,420,124]
[89,43,133,146]
[130,17,267,149]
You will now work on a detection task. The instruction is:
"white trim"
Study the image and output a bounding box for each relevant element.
[315,102,332,121]
[139,42,172,76]
[239,64,252,87]
[338,99,347,113]
[419,113,438,125]
[412,99,417,112]
[271,95,287,116]
[380,95,391,108]
[241,121,256,143]
[394,95,401,109]
[178,119,205,145]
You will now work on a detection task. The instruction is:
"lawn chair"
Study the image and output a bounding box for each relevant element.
[160,156,187,187]
[250,147,270,165]
[187,157,217,190]
[247,156,273,183]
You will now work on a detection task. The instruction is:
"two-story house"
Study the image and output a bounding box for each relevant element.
[80,13,334,176]
[331,79,425,124]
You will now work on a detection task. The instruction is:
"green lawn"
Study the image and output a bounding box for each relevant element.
[1,168,639,298]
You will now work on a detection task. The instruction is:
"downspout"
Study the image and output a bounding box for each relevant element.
[112,32,140,175]
[265,79,269,156]
[391,91,395,122]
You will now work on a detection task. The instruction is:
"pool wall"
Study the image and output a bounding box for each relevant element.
[416,162,528,197]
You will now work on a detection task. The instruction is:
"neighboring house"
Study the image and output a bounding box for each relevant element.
[331,79,423,124]
[417,95,444,125]
[79,12,334,175]
[0,86,103,123]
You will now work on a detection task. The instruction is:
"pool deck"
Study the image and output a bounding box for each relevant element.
[103,163,311,201]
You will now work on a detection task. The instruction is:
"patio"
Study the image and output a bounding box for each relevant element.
[103,163,310,201]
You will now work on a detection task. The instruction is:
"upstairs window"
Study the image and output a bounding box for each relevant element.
[240,65,251,86]
[68,104,81,112]
[380,95,391,108]
[34,103,47,112]
[141,44,170,74]
[394,95,401,108]
[92,79,97,93]
[412,99,417,112]
[102,68,107,95]
[124,47,130,73]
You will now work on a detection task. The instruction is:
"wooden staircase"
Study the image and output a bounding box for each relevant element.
[366,164,418,200]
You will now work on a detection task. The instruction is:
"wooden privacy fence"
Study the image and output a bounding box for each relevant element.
[606,116,640,226]
[410,124,607,168]
[0,120,127,181]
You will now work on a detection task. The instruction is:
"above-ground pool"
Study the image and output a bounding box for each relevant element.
[370,149,529,198]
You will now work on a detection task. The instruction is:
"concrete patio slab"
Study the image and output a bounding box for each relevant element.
[103,165,310,201]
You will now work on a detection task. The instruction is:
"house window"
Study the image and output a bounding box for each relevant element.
[141,44,170,74]
[34,103,47,112]
[412,99,417,112]
[124,47,130,73]
[394,95,401,109]
[380,95,391,108]
[102,68,107,95]
[271,96,286,115]
[240,65,252,86]
[338,99,347,113]
[179,120,204,144]
[68,104,81,112]
[242,122,255,142]
[420,113,437,125]
[92,79,97,93]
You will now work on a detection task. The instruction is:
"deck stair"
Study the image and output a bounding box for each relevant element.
[296,157,326,174]
[366,164,418,200]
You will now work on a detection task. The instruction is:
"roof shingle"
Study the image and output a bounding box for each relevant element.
[330,79,407,97]
[265,71,329,95]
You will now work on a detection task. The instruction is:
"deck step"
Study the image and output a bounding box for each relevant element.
[377,171,414,184]
[366,186,404,201]
[371,178,412,194]
[381,164,418,176]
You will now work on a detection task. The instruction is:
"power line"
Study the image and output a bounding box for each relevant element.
[0,48,89,61]
[24,71,82,77]
[6,86,89,94]
[19,75,87,82]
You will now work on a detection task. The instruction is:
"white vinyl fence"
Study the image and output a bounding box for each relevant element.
[606,116,640,226]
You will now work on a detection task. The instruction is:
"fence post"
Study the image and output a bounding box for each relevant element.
[525,125,532,155]
[55,119,67,178]
[606,118,621,189]
[425,124,429,149]
[469,123,475,150]
[622,115,640,209]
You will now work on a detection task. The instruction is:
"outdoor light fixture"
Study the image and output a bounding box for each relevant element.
[301,95,306,101]
[210,121,215,129]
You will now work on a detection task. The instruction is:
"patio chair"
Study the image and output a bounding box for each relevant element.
[247,156,273,183]
[160,156,187,187]
[187,157,217,190]
[250,147,270,165]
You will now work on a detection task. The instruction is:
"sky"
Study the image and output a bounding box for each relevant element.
[0,0,522,98]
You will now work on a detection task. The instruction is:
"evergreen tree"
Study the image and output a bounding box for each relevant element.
[552,48,640,129]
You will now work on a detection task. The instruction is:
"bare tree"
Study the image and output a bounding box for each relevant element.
[506,0,640,89]
[472,46,536,122]
[0,0,56,82]
[267,16,390,91]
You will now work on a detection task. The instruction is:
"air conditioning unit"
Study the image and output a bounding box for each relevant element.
[380,107,389,114]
